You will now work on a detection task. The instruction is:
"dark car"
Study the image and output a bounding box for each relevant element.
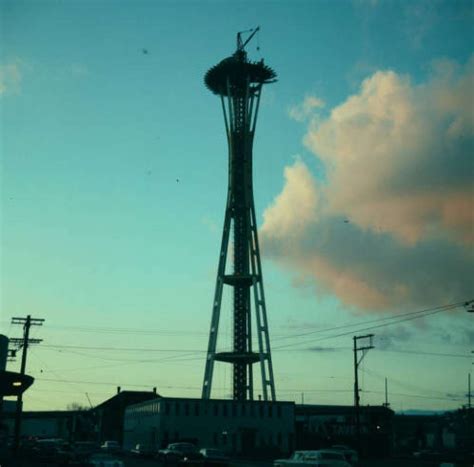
[158,443,202,464]
[131,443,156,458]
[199,448,229,466]
[33,439,74,465]
[72,441,100,462]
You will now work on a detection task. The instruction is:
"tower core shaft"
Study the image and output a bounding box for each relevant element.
[202,35,277,401]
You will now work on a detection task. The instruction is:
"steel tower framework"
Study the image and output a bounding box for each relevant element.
[202,28,277,401]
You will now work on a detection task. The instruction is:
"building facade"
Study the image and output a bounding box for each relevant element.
[92,389,159,445]
[295,404,394,457]
[124,397,295,456]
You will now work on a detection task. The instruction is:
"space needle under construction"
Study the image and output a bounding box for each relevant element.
[202,28,277,402]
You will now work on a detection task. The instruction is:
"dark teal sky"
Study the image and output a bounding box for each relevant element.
[1,0,473,411]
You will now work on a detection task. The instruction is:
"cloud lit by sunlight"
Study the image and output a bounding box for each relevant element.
[261,57,474,312]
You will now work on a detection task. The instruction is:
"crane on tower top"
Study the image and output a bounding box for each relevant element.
[237,26,260,52]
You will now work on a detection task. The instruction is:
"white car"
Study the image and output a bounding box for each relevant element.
[274,450,351,467]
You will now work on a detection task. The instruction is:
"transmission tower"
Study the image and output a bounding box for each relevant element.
[202,27,277,401]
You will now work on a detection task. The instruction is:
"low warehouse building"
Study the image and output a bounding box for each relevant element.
[124,397,295,456]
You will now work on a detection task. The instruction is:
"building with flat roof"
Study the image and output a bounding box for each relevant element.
[124,397,295,456]
[92,388,159,445]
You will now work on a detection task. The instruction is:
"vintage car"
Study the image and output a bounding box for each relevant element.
[157,442,202,462]
[331,445,359,465]
[273,450,351,467]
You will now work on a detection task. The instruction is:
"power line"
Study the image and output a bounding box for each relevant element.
[378,349,472,359]
[272,300,467,344]
[273,306,456,351]
[363,389,464,402]
[41,344,207,353]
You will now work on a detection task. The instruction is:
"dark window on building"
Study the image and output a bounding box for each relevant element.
[185,403,189,416]
[194,402,199,416]
[232,404,237,417]
[175,402,180,415]
[250,404,255,417]
[165,403,170,415]
[214,404,218,416]
[213,432,218,445]
[259,404,264,418]
[277,432,282,446]
[241,404,246,416]
[223,404,228,417]
[268,404,273,417]
[277,405,282,418]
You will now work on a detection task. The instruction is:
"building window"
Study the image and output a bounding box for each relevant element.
[194,403,200,416]
[232,404,237,417]
[268,404,273,417]
[214,404,218,416]
[250,404,255,417]
[185,403,189,416]
[213,432,218,445]
[241,404,246,416]
[175,402,180,415]
[259,404,264,418]
[277,432,282,446]
[277,405,282,418]
[223,404,228,417]
[165,403,170,415]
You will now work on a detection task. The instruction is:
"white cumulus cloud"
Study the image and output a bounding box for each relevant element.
[289,96,325,122]
[260,57,474,312]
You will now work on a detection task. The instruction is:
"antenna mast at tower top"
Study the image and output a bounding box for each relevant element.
[236,26,260,52]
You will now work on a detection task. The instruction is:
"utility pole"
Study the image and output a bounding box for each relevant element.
[11,315,44,451]
[353,334,374,453]
[468,373,471,409]
[383,377,390,407]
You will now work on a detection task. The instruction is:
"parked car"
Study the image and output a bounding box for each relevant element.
[199,448,229,466]
[131,443,156,458]
[274,450,351,467]
[101,440,121,453]
[73,441,100,462]
[86,452,124,467]
[33,438,74,465]
[158,442,202,463]
[331,445,359,465]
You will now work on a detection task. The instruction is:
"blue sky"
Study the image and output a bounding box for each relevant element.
[1,0,473,412]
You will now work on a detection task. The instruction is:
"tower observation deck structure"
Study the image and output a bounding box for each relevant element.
[202,28,277,401]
